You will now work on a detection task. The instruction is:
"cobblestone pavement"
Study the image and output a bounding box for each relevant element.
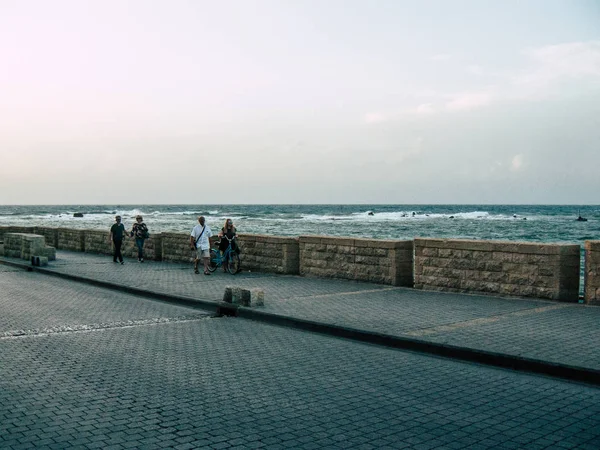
[6,251,599,373]
[1,270,600,449]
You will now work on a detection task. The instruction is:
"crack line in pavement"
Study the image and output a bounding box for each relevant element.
[0,314,212,339]
[404,304,570,337]
[282,286,400,300]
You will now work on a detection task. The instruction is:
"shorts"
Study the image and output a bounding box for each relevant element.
[196,248,209,259]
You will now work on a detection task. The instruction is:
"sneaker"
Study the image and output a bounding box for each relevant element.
[120,261,124,265]
[140,258,144,263]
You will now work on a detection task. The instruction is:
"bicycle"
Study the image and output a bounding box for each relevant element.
[208,236,241,274]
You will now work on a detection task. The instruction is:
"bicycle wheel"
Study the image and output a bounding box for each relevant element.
[226,252,241,274]
[207,249,219,272]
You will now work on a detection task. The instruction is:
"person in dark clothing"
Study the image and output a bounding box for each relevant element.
[109,215,127,264]
[219,218,238,247]
[130,215,149,262]
[218,219,239,271]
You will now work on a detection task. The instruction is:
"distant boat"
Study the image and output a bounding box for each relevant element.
[576,210,588,222]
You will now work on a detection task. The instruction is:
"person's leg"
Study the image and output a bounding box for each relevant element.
[113,241,118,262]
[194,248,200,273]
[203,249,211,274]
[136,238,144,261]
[115,239,124,263]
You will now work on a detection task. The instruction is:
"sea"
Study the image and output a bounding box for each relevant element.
[0,204,598,245]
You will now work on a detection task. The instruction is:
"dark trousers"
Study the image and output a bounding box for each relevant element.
[135,238,145,259]
[113,239,124,262]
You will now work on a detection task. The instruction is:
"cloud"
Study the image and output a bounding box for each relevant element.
[510,154,524,172]
[365,41,600,123]
[430,54,452,61]
[467,64,484,76]
[364,112,387,124]
[390,137,424,164]
[445,90,494,112]
[415,103,435,115]
[514,41,600,91]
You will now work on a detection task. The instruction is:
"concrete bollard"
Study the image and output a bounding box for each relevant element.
[31,255,48,267]
[224,286,265,307]
[223,286,233,303]
[248,288,265,307]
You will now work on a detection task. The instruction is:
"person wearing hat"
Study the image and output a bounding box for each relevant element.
[130,215,150,262]
[109,215,127,264]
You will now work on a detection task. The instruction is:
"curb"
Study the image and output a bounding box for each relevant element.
[2,258,599,386]
[237,308,600,386]
[0,258,218,313]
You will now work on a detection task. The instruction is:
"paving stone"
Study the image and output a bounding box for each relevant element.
[4,250,599,371]
[1,253,600,449]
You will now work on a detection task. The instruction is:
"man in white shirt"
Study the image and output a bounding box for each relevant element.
[190,216,213,275]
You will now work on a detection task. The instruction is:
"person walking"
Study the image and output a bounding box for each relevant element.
[190,216,213,275]
[130,215,149,262]
[109,215,127,264]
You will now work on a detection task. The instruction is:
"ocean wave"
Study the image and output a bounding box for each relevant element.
[0,204,596,244]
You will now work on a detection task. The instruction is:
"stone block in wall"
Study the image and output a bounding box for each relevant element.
[584,241,600,305]
[3,233,46,261]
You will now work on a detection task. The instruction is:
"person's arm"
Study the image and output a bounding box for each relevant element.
[190,234,196,249]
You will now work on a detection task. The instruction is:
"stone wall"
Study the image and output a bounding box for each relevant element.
[34,227,59,248]
[161,232,198,263]
[299,236,414,286]
[584,241,600,305]
[414,238,580,301]
[0,226,35,241]
[238,234,299,274]
[57,228,85,252]
[0,225,594,302]
[122,234,161,261]
[84,230,113,255]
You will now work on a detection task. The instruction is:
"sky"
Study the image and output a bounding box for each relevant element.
[1,0,599,205]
